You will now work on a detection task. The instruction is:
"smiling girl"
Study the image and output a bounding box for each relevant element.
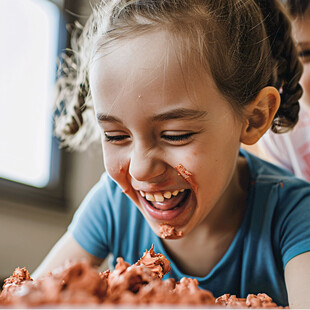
[33,0,310,307]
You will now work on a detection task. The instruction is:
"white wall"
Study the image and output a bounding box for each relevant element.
[0,143,104,279]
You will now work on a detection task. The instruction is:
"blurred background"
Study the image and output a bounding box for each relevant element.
[0,0,103,283]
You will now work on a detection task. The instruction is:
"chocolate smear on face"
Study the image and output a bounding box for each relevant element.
[175,164,198,194]
[159,223,183,239]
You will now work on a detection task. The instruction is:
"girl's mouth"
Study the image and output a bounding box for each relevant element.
[138,189,192,221]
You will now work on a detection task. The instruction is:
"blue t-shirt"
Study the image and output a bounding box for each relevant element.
[68,149,310,306]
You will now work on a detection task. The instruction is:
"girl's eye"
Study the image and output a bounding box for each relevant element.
[298,49,310,63]
[104,133,130,144]
[161,132,196,145]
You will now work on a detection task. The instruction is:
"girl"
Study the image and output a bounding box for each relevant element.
[256,0,310,181]
[33,0,310,308]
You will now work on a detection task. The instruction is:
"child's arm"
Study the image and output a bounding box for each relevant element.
[31,231,104,279]
[285,251,310,308]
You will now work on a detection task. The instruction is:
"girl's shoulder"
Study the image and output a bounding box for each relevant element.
[241,148,294,181]
[242,149,310,223]
[241,148,310,203]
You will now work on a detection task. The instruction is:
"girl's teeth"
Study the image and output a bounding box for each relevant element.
[154,193,164,202]
[145,193,155,201]
[163,191,172,199]
[142,189,186,202]
[172,190,179,196]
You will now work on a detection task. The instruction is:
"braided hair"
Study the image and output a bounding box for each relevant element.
[254,0,303,132]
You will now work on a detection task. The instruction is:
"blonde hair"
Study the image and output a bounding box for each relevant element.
[55,0,303,150]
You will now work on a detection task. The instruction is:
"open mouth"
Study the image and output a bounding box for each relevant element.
[138,189,191,221]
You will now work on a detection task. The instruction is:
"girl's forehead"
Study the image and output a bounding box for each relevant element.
[90,29,215,94]
[90,29,237,122]
[90,38,234,125]
[90,29,214,98]
[93,29,207,75]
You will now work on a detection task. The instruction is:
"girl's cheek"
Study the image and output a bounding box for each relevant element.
[184,152,198,164]
[103,148,126,181]
[174,148,200,169]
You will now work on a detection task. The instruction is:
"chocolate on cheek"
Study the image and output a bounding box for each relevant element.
[174,163,198,195]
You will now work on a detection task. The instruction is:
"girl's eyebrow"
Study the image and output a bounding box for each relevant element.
[96,114,123,124]
[152,108,208,122]
[96,108,208,123]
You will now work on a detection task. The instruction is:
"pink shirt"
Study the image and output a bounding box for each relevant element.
[259,104,310,182]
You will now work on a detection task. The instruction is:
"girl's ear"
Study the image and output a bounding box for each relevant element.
[240,87,280,145]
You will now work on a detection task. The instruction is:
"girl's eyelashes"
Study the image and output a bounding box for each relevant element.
[104,131,198,145]
[104,133,130,144]
[161,132,196,144]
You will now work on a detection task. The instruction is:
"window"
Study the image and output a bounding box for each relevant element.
[0,0,66,208]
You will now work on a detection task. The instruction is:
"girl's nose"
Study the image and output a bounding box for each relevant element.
[129,144,167,183]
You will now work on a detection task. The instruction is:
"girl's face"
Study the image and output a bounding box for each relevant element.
[293,14,310,107]
[90,31,244,237]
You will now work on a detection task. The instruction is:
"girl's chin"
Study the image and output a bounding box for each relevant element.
[137,190,196,229]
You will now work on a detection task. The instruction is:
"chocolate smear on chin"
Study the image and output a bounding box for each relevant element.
[159,223,183,239]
